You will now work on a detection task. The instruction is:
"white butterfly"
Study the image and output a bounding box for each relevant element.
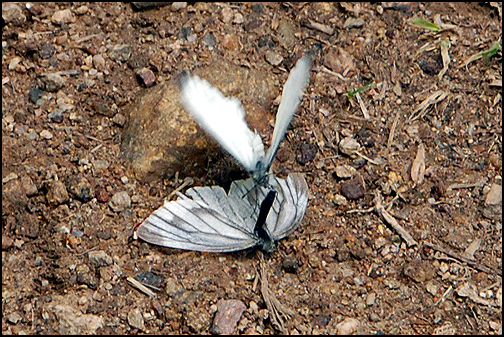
[179,53,312,184]
[137,173,309,253]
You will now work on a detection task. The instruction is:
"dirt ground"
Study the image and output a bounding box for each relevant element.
[2,2,502,335]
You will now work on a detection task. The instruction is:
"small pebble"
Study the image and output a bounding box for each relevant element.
[233,13,244,24]
[109,191,131,212]
[335,317,361,335]
[75,5,88,15]
[341,175,366,200]
[201,33,217,51]
[210,299,247,335]
[51,9,74,25]
[343,17,365,29]
[41,73,66,92]
[136,68,156,87]
[108,44,132,63]
[128,308,145,331]
[6,312,23,324]
[21,175,38,196]
[96,188,111,203]
[221,7,233,23]
[265,51,283,66]
[28,87,44,104]
[485,184,502,205]
[112,113,126,127]
[46,180,69,206]
[92,54,106,70]
[2,236,15,250]
[335,165,357,179]
[339,137,360,156]
[298,143,317,165]
[2,3,26,25]
[88,250,113,267]
[171,2,187,11]
[39,43,55,59]
[49,109,64,123]
[9,57,21,70]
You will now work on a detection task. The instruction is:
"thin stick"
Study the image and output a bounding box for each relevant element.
[374,193,418,247]
[167,177,194,200]
[127,276,157,297]
[354,151,383,166]
[424,242,501,276]
[355,93,370,120]
[387,111,400,149]
[434,285,453,306]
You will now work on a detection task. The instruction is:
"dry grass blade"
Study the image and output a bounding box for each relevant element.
[408,90,448,122]
[438,38,451,79]
[257,251,294,332]
[355,93,370,120]
[387,111,400,149]
[411,143,426,186]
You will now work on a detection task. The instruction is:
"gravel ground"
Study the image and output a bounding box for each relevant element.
[2,2,502,335]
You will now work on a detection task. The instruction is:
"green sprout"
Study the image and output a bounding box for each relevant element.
[463,38,502,67]
[409,17,441,32]
[347,81,375,98]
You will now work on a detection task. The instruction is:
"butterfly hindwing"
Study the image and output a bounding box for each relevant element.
[137,174,309,253]
[138,192,260,252]
[265,173,309,241]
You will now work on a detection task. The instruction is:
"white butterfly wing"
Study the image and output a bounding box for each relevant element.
[186,185,253,230]
[264,54,312,171]
[179,72,265,173]
[265,173,309,241]
[137,174,309,253]
[227,177,268,233]
[228,174,309,240]
[137,187,260,252]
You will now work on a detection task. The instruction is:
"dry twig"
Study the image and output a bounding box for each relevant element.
[374,193,418,247]
[408,90,448,122]
[424,242,501,276]
[127,276,157,297]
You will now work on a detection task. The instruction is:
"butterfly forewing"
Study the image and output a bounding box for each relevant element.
[263,54,313,171]
[178,72,265,173]
[178,53,312,182]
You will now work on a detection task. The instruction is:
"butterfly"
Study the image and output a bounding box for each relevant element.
[137,173,309,253]
[178,53,312,185]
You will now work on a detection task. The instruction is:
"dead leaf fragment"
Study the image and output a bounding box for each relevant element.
[411,143,426,186]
